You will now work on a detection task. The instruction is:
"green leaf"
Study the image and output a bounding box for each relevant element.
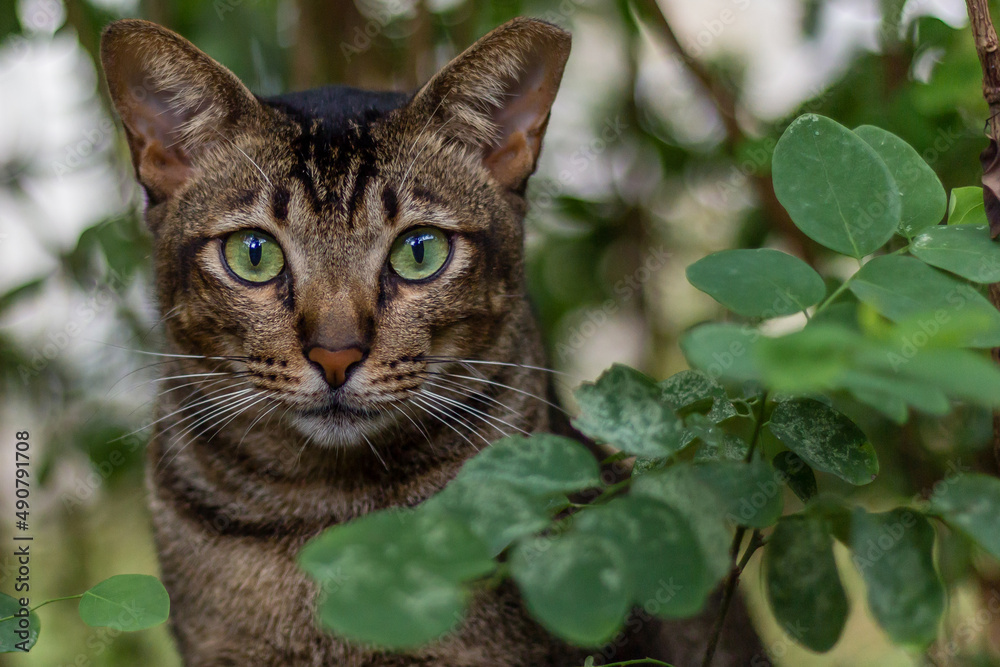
[631,466,733,582]
[511,532,631,645]
[894,348,1000,408]
[425,480,550,556]
[0,593,40,653]
[680,324,761,383]
[850,509,944,647]
[854,125,946,237]
[839,368,951,416]
[754,325,853,393]
[910,224,1000,283]
[773,451,818,502]
[454,434,601,497]
[753,322,961,415]
[694,433,750,462]
[78,574,170,631]
[847,386,909,424]
[849,255,1000,347]
[574,496,714,618]
[573,365,686,457]
[766,515,848,652]
[299,508,494,649]
[689,459,784,529]
[948,186,987,226]
[772,114,900,258]
[767,399,878,485]
[659,370,736,421]
[686,248,825,318]
[929,473,1000,560]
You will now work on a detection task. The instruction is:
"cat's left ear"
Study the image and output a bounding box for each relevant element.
[100,19,263,204]
[409,17,571,193]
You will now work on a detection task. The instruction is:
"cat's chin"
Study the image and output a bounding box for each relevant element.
[289,407,390,449]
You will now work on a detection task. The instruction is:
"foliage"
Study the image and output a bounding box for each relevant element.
[0,575,168,652]
[2,0,998,664]
[299,114,1000,660]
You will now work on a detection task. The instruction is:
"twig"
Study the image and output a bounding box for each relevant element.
[700,392,768,667]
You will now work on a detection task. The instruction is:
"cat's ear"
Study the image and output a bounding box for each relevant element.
[100,19,262,203]
[409,17,570,192]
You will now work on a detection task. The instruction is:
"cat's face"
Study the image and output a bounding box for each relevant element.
[101,18,569,447]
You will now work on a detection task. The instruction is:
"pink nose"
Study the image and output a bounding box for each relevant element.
[307,346,365,388]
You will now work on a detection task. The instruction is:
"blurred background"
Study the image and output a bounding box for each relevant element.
[0,0,998,664]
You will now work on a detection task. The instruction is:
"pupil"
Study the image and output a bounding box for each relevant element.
[411,238,425,264]
[247,237,263,267]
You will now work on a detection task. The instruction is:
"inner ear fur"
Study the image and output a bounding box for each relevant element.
[100,19,262,203]
[409,17,571,192]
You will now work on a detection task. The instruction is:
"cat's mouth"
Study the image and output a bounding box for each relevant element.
[296,398,380,420]
[289,396,391,448]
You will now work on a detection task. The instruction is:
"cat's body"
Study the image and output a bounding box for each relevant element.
[100,18,761,666]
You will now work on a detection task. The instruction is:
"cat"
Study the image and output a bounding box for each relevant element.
[100,17,761,667]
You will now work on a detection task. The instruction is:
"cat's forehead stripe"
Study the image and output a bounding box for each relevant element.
[381,186,398,222]
[271,186,290,223]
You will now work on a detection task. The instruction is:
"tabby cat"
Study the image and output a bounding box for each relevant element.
[100,17,760,667]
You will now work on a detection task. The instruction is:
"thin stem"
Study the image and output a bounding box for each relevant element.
[702,393,769,667]
[0,594,83,623]
[744,391,769,463]
[811,277,854,316]
[584,660,674,667]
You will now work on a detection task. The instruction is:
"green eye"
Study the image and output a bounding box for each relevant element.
[223,230,285,283]
[389,227,450,281]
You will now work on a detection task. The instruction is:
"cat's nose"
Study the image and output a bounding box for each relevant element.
[307,345,365,388]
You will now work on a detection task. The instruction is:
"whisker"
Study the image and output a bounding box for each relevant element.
[420,356,571,378]
[400,110,455,193]
[237,398,282,449]
[360,430,388,471]
[130,386,255,444]
[93,342,251,363]
[423,369,567,415]
[418,375,528,422]
[208,126,273,188]
[413,393,490,449]
[419,387,526,436]
[158,391,270,471]
[409,395,481,452]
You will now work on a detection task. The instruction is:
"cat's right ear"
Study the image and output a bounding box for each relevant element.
[100,19,262,203]
[408,18,571,194]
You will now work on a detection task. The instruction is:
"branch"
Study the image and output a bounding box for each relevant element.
[632,0,742,149]
[965,0,1000,468]
[632,0,818,263]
